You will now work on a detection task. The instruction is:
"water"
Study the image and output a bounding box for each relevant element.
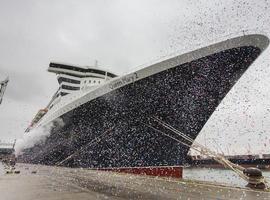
[184,167,270,187]
[1,162,270,188]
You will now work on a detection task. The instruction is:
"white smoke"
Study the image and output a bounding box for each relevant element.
[15,118,65,155]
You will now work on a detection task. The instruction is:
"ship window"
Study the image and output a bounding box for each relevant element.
[57,77,80,84]
[94,80,96,83]
[50,63,117,77]
[61,85,80,90]
[60,92,68,96]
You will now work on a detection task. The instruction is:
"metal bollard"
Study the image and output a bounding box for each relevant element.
[243,167,267,190]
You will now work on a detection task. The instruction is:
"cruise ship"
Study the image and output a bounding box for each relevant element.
[20,34,269,172]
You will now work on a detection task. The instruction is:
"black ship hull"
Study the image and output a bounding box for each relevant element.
[20,36,268,168]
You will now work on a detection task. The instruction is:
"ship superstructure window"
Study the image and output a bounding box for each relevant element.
[58,77,80,84]
[49,62,117,78]
[61,92,68,96]
[47,62,117,102]
[61,85,80,91]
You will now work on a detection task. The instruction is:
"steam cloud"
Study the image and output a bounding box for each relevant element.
[15,118,64,155]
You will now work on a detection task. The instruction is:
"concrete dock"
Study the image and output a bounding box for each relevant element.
[0,163,269,200]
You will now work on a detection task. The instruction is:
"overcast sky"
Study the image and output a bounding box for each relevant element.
[0,0,269,155]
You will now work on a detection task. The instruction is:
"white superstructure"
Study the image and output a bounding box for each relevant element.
[47,62,117,110]
[26,62,117,131]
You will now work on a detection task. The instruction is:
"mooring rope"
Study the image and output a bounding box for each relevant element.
[56,126,114,166]
[55,116,268,188]
[147,117,269,188]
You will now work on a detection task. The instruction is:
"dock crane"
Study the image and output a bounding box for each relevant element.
[0,77,9,105]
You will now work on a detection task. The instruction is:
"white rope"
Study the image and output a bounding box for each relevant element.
[147,117,269,188]
[55,117,269,188]
[57,127,114,165]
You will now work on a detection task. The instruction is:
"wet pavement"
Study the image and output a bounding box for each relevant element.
[0,163,269,200]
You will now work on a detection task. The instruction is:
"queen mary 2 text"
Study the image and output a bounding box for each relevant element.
[109,73,138,90]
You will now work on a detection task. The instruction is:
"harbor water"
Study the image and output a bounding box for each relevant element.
[184,167,270,188]
[1,163,269,188]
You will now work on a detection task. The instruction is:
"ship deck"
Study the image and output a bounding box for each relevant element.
[1,163,269,200]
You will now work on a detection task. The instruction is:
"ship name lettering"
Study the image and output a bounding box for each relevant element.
[109,73,138,90]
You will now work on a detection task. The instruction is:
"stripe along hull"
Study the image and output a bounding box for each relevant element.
[20,35,269,169]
